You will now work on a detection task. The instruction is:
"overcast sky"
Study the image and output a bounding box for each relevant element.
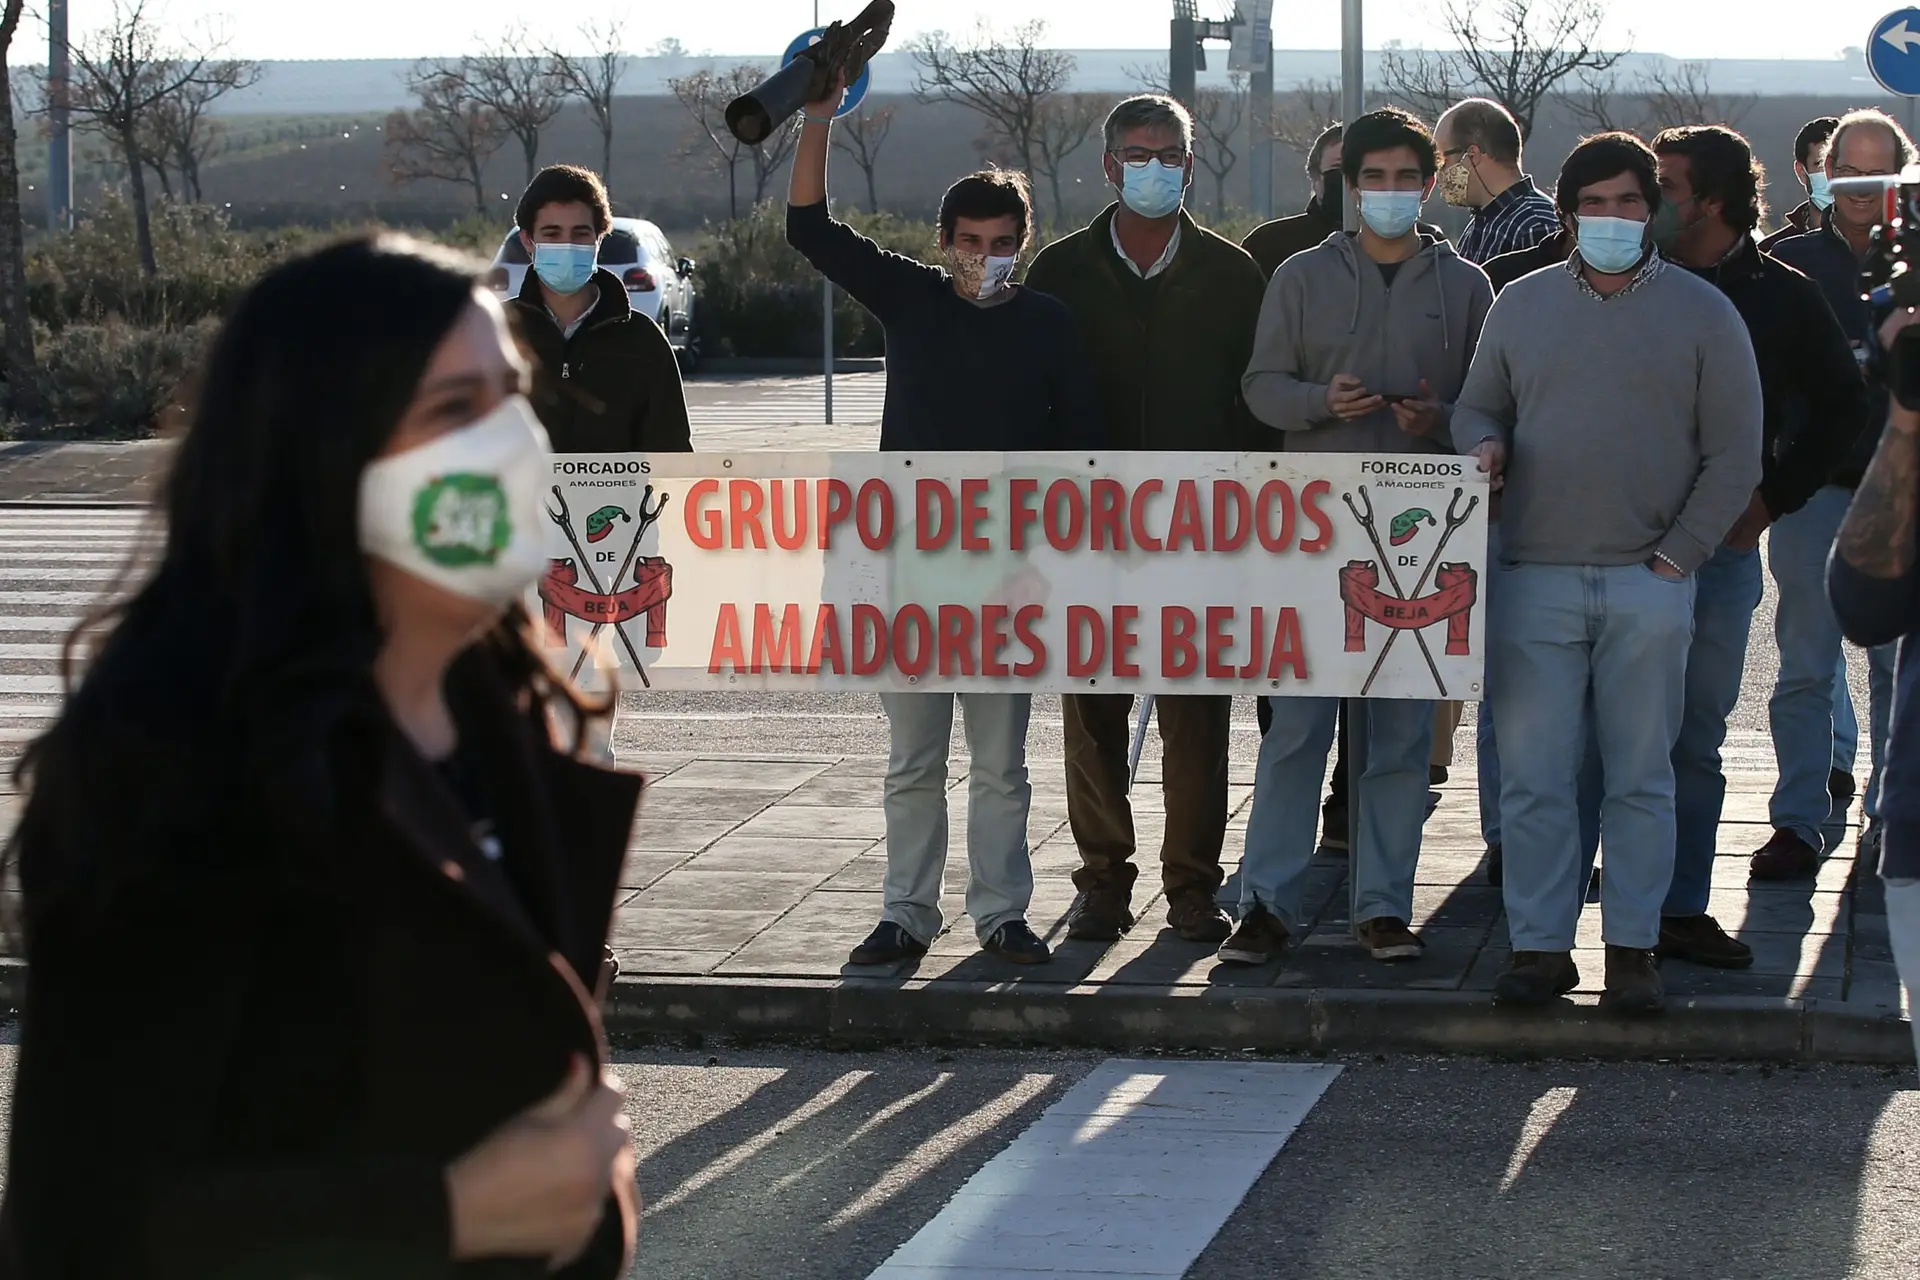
[49,0,1905,63]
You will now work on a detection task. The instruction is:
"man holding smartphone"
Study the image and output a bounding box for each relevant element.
[1227,108,1493,966]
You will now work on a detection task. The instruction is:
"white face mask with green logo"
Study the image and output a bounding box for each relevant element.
[359,395,552,607]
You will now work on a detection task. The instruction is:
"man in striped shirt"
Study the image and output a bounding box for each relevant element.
[1434,99,1560,266]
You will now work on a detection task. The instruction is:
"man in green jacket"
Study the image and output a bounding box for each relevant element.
[1024,94,1268,945]
[509,164,693,455]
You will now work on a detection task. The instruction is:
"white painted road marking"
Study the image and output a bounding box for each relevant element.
[866,1059,1342,1278]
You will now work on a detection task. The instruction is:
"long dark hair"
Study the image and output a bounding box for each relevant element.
[7,234,598,918]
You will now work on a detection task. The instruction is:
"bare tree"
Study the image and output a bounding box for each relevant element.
[133,57,259,202]
[1271,77,1343,154]
[831,102,895,213]
[383,63,511,216]
[449,31,567,186]
[1127,59,1253,218]
[66,0,233,275]
[669,64,763,220]
[0,0,39,413]
[747,114,798,206]
[910,21,1074,180]
[1640,61,1756,131]
[1379,0,1624,139]
[1031,92,1104,224]
[1564,68,1634,134]
[550,19,626,183]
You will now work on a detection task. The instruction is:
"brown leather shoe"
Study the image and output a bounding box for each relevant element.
[1356,916,1425,961]
[1656,914,1754,969]
[1599,945,1665,1016]
[1493,951,1579,1006]
[1217,905,1289,966]
[1166,889,1233,944]
[1065,886,1134,942]
[1749,829,1820,881]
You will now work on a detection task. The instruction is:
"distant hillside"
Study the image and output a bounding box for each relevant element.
[50,88,1893,241]
[12,49,1894,116]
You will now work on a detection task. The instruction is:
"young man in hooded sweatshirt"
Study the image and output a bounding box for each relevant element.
[1224,108,1494,966]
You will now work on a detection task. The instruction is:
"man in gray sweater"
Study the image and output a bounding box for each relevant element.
[1452,132,1763,1013]
[1223,108,1494,968]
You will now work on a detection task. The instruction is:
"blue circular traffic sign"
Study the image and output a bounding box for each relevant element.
[783,27,870,118]
[1869,8,1920,96]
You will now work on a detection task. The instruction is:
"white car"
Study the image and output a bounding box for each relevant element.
[489,217,700,372]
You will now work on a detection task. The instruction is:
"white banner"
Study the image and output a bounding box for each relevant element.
[531,452,1490,700]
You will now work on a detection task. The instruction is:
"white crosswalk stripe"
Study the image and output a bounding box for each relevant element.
[690,374,886,426]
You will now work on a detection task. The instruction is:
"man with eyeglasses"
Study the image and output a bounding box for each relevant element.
[1025,94,1268,947]
[1433,98,1559,267]
[1760,109,1910,880]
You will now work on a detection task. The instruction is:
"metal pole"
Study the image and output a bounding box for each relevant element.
[823,279,834,423]
[1170,10,1198,112]
[1340,0,1363,235]
[1249,26,1273,219]
[47,0,70,232]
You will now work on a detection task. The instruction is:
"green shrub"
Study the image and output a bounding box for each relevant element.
[9,317,218,440]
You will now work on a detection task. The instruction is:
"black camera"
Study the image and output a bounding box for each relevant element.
[1836,169,1920,410]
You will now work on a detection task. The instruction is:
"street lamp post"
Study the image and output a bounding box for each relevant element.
[48,0,70,233]
[1340,0,1363,234]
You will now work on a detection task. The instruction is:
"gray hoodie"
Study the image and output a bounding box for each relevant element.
[1241,231,1494,454]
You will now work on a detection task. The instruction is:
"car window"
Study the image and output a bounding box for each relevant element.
[598,230,640,266]
[499,231,529,266]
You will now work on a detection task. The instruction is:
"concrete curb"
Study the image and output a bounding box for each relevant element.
[697,357,884,375]
[603,976,1918,1065]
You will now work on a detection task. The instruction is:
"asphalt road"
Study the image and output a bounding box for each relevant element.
[0,1043,1903,1278]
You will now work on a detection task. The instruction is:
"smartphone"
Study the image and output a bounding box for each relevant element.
[1379,393,1420,405]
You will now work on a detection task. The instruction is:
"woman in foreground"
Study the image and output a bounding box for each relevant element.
[0,235,642,1277]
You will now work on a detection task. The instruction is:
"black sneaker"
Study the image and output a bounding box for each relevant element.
[1656,914,1753,969]
[1600,945,1665,1016]
[983,920,1052,965]
[848,921,928,966]
[1486,843,1503,887]
[1217,905,1289,966]
[1320,801,1350,854]
[1830,768,1857,805]
[1430,765,1449,785]
[1065,887,1134,941]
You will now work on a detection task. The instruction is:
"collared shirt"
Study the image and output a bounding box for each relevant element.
[1565,248,1665,302]
[1458,177,1560,265]
[1110,216,1182,279]
[547,289,599,340]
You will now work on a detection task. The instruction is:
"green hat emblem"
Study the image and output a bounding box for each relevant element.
[411,473,511,567]
[1390,507,1435,546]
[585,505,628,543]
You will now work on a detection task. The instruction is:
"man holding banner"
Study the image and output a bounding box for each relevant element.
[1228,108,1493,966]
[786,72,1105,967]
[1024,94,1268,945]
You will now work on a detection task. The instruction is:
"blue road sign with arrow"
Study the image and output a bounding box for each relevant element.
[783,28,871,118]
[1870,8,1920,96]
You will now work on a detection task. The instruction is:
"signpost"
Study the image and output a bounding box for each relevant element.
[786,23,874,425]
[1870,8,1920,139]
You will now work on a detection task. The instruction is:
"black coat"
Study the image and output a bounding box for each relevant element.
[0,642,644,1279]
[513,267,693,454]
[1677,233,1869,517]
[1771,217,1887,490]
[1483,228,1572,295]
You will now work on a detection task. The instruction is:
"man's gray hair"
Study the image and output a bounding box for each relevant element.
[1104,94,1195,154]
[1831,107,1919,169]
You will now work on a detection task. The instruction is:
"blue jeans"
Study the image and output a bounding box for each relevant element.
[1663,544,1764,917]
[1478,524,1504,849]
[1886,877,1920,1069]
[1770,486,1886,844]
[879,692,1034,944]
[1491,562,1695,951]
[1242,696,1437,935]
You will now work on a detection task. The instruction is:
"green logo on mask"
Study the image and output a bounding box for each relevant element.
[411,473,511,567]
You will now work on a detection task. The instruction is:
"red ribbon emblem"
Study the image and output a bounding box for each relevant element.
[539,558,674,649]
[1339,560,1477,655]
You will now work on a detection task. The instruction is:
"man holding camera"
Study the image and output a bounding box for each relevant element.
[1024,94,1268,946]
[1763,110,1912,877]
[1831,301,1920,1066]
[1644,126,1869,968]
[785,72,1105,970]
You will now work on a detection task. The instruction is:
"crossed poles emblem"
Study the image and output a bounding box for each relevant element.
[1343,485,1479,697]
[545,484,671,688]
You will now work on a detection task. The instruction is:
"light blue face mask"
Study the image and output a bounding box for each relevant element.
[532,241,597,295]
[1118,160,1186,219]
[1576,215,1649,275]
[1809,170,1835,211]
[1358,189,1424,240]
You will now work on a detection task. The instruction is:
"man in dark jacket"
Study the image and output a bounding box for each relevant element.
[1763,109,1912,878]
[1828,309,1920,1069]
[1484,227,1572,293]
[1242,123,1347,279]
[786,72,1105,971]
[1025,93,1268,945]
[508,165,691,455]
[1645,125,1869,967]
[1760,116,1839,253]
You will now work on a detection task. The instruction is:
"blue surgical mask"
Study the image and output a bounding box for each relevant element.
[1358,189,1423,240]
[532,242,597,295]
[1809,170,1835,211]
[1576,215,1648,275]
[1117,160,1186,219]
